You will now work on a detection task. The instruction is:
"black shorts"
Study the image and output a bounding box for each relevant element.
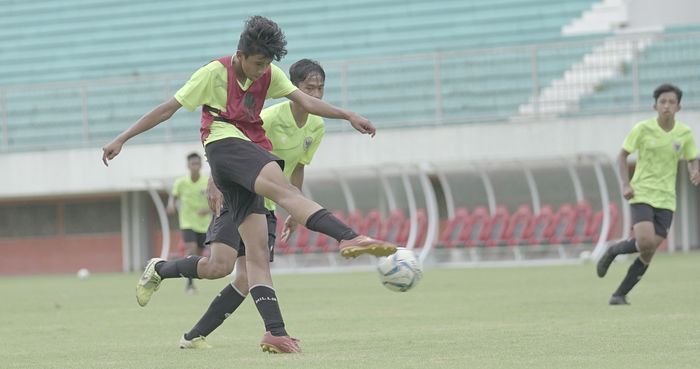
[205,137,283,227]
[630,203,674,238]
[205,207,277,262]
[182,229,206,248]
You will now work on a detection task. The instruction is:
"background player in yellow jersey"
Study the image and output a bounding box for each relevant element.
[597,84,700,305]
[166,152,211,294]
[179,59,326,350]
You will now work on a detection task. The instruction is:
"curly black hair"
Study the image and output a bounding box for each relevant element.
[238,16,288,61]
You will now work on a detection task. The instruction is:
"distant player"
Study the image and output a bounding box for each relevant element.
[596,83,700,305]
[166,152,210,294]
[101,16,397,353]
[179,58,326,350]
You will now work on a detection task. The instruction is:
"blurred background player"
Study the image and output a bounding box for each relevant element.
[179,59,326,350]
[101,16,396,353]
[166,152,211,294]
[596,84,700,305]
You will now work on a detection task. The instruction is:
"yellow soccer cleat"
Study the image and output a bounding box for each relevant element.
[135,258,164,307]
[338,235,397,259]
[179,335,212,349]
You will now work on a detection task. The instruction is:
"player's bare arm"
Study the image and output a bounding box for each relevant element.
[688,158,700,186]
[281,164,305,243]
[617,149,634,199]
[286,89,376,137]
[206,176,224,217]
[102,97,183,166]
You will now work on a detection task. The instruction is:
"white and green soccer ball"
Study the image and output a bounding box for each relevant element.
[377,247,423,292]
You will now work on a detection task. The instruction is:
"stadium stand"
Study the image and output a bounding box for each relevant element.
[1,0,599,151]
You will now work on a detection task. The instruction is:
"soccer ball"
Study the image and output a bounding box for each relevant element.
[77,268,90,280]
[377,247,423,292]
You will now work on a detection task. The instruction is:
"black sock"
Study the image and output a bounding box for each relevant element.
[184,284,247,340]
[610,239,638,256]
[154,255,202,279]
[249,285,287,336]
[305,209,359,242]
[187,278,194,288]
[613,257,649,297]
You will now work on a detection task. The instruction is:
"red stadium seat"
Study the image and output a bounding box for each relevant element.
[465,207,491,247]
[502,204,533,246]
[437,207,470,248]
[362,209,383,239]
[382,210,408,244]
[586,203,619,242]
[525,205,556,245]
[569,201,593,244]
[548,203,577,244]
[484,206,510,247]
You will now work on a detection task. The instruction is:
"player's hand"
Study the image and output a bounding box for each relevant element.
[691,171,700,186]
[622,184,635,200]
[280,215,297,244]
[348,112,376,137]
[166,204,176,215]
[206,181,223,217]
[101,138,125,166]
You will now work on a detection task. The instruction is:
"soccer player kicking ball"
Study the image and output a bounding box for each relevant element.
[179,59,330,351]
[101,16,397,353]
[596,84,700,305]
[166,152,211,295]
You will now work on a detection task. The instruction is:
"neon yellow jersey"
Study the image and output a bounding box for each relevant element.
[174,61,297,146]
[623,118,698,211]
[172,175,211,233]
[262,101,325,210]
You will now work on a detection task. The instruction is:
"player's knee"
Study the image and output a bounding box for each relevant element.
[204,259,234,279]
[636,235,656,253]
[232,277,249,295]
[639,249,655,264]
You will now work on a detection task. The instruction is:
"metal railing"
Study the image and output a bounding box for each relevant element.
[2,31,700,152]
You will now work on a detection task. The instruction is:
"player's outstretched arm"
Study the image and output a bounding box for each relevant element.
[286,89,376,137]
[102,97,182,166]
[688,159,700,186]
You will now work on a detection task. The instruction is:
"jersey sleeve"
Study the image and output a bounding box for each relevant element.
[683,129,698,160]
[174,61,220,111]
[300,119,325,165]
[622,124,641,153]
[266,64,298,99]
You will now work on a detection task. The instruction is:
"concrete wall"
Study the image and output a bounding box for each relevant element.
[626,0,700,30]
[3,111,700,198]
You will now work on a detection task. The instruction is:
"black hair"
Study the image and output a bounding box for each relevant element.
[289,59,325,86]
[187,152,201,161]
[238,16,287,61]
[653,83,682,103]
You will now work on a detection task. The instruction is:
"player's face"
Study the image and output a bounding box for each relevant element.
[238,52,272,81]
[297,73,325,100]
[654,91,680,117]
[187,157,201,173]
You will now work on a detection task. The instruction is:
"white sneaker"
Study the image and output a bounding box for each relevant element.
[179,334,212,349]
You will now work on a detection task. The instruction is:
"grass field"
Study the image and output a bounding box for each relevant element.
[2,252,700,369]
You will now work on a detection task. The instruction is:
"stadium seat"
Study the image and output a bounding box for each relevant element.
[501,204,534,246]
[437,207,470,249]
[484,206,510,247]
[585,203,620,242]
[525,205,556,245]
[548,203,578,244]
[465,207,491,247]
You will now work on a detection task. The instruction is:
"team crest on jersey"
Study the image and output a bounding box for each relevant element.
[303,136,313,151]
[673,141,682,152]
